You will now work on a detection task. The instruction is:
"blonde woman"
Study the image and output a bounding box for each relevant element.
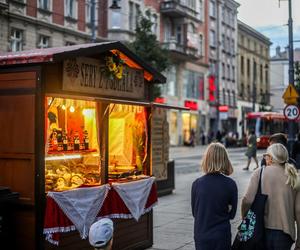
[191,143,237,250]
[242,143,300,250]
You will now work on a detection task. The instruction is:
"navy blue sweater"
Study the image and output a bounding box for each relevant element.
[191,173,238,242]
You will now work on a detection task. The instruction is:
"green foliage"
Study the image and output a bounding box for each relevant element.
[128,10,170,101]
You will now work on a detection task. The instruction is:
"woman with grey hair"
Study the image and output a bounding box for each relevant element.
[191,142,237,250]
[242,143,300,250]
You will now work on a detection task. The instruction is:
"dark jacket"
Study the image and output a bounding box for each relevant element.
[191,173,238,244]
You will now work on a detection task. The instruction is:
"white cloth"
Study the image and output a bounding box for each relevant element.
[112,177,155,221]
[47,184,110,239]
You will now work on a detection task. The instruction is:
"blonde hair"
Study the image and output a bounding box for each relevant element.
[267,143,300,190]
[201,142,233,176]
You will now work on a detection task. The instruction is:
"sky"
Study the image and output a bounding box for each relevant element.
[236,0,300,56]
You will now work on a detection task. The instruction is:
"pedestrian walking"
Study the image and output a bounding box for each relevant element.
[292,132,300,170]
[261,133,296,168]
[242,143,300,250]
[191,142,238,250]
[243,130,259,170]
[89,218,114,250]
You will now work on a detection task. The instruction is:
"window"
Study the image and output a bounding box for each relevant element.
[151,13,158,35]
[10,29,23,52]
[198,34,203,56]
[232,90,236,106]
[198,0,203,20]
[232,66,235,80]
[260,64,263,82]
[65,0,77,18]
[210,30,216,47]
[227,89,231,106]
[253,60,257,81]
[129,1,140,31]
[38,35,49,48]
[222,63,225,78]
[240,83,244,98]
[247,58,250,76]
[176,25,183,44]
[86,0,97,25]
[227,65,230,79]
[209,1,216,17]
[241,56,244,75]
[39,0,50,10]
[183,70,204,99]
[65,41,76,46]
[164,19,171,42]
[165,66,177,96]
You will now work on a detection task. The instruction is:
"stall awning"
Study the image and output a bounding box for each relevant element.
[95,98,190,111]
[0,41,166,84]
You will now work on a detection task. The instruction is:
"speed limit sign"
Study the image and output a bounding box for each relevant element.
[283,105,300,120]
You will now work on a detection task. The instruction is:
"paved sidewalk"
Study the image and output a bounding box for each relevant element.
[148,146,261,250]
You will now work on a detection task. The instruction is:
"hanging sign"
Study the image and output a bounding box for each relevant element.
[63,57,145,99]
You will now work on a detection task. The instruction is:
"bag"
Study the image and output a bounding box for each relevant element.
[232,168,267,250]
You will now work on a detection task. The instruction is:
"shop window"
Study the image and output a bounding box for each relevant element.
[45,97,100,192]
[108,104,148,179]
[10,28,23,52]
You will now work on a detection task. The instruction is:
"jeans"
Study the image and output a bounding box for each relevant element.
[265,229,294,250]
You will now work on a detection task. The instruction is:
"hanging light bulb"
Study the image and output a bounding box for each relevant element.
[61,104,66,110]
[70,106,75,113]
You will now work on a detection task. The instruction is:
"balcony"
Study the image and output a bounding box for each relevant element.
[162,38,201,60]
[160,0,201,22]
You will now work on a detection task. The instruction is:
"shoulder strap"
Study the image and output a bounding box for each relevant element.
[258,167,264,193]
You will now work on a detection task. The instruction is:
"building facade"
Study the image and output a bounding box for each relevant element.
[270,46,300,112]
[0,0,108,52]
[237,20,271,137]
[208,0,239,138]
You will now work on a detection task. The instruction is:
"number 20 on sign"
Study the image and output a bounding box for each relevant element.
[283,105,300,121]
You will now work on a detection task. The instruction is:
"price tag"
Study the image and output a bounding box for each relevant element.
[283,105,300,120]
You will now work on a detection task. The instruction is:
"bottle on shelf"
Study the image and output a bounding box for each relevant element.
[84,130,89,150]
[62,130,68,151]
[57,129,63,151]
[51,129,58,151]
[74,131,80,151]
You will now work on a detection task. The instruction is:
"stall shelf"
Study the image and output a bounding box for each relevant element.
[0,42,170,250]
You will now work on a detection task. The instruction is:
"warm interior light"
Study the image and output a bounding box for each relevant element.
[70,106,75,112]
[45,154,82,161]
[61,104,66,110]
[82,109,94,117]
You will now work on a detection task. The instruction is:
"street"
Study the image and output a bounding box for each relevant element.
[148,145,264,250]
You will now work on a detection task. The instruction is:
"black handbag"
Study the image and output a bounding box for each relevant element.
[232,168,267,250]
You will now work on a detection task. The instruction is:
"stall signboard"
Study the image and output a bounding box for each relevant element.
[151,108,169,181]
[63,57,145,99]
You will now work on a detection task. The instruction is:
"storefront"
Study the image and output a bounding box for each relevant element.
[0,42,168,250]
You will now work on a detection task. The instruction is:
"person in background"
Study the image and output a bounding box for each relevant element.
[292,132,300,170]
[89,218,114,250]
[261,133,296,168]
[191,143,237,250]
[242,143,300,250]
[243,130,259,170]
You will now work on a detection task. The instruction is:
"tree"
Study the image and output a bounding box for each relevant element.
[128,10,170,101]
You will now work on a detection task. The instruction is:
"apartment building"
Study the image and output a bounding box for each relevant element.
[237,20,272,136]
[208,0,239,136]
[0,0,108,52]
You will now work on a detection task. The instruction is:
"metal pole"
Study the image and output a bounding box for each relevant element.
[214,0,220,139]
[252,60,257,111]
[287,0,295,152]
[91,0,96,42]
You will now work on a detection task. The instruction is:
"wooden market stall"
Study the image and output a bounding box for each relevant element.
[0,41,176,250]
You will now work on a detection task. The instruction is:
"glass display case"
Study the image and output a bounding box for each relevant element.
[45,97,101,192]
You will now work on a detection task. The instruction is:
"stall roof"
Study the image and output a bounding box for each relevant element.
[0,41,166,83]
